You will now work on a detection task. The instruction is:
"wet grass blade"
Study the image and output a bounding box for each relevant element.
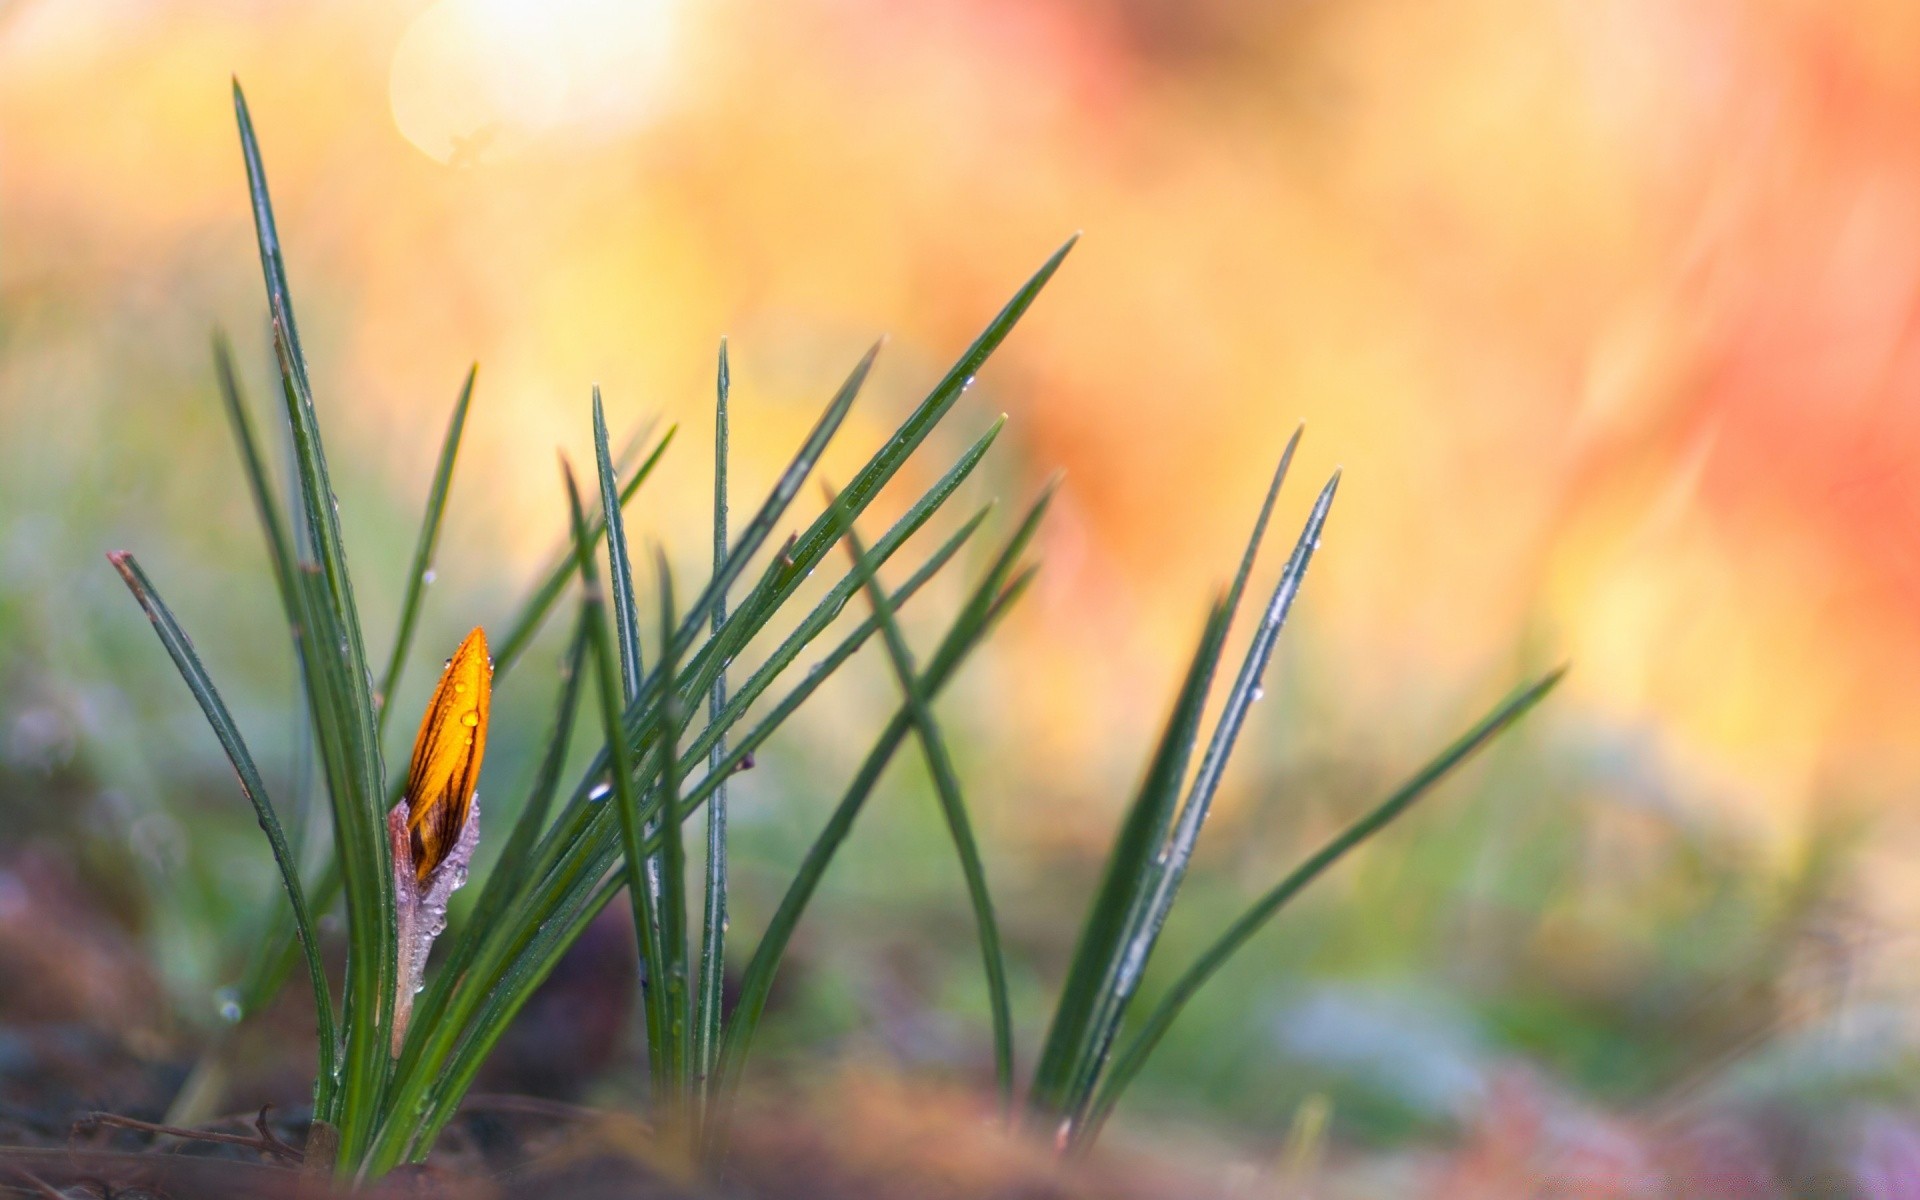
[493,421,678,679]
[696,340,731,1107]
[1063,467,1340,1130]
[1025,599,1234,1128]
[107,552,339,1115]
[1075,667,1568,1149]
[377,366,476,736]
[652,551,693,1117]
[593,389,646,700]
[843,519,1014,1112]
[235,81,392,1161]
[564,460,669,1086]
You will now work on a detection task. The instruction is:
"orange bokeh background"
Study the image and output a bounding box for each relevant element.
[8,0,1920,856]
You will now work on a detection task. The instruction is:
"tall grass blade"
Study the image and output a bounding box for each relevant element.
[1065,467,1340,1128]
[696,339,731,1105]
[1026,600,1234,1127]
[234,81,393,1160]
[107,553,339,1115]
[377,366,477,735]
[652,552,693,1116]
[843,519,1014,1111]
[1076,667,1568,1148]
[563,460,670,1085]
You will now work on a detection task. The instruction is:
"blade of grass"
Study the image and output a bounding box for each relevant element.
[376,366,477,735]
[107,552,338,1115]
[1074,667,1568,1149]
[1063,468,1339,1130]
[593,389,669,994]
[1025,599,1234,1128]
[493,421,678,679]
[651,551,693,1119]
[843,517,1013,1112]
[695,339,730,1108]
[1128,470,1338,969]
[564,460,670,1089]
[235,82,393,1160]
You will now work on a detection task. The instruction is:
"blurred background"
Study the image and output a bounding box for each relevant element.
[8,0,1920,1191]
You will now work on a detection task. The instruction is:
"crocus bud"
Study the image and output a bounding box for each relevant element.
[389,626,491,1055]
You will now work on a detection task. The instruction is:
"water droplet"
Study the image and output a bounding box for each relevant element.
[443,657,452,669]
[461,712,479,727]
[453,681,467,694]
[962,374,977,390]
[1250,686,1266,703]
[214,988,243,1024]
[588,782,612,802]
[422,568,437,584]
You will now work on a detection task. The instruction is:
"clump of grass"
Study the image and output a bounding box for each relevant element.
[109,80,1561,1184]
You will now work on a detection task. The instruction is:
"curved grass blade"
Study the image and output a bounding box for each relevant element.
[1128,470,1338,966]
[377,366,477,735]
[696,340,731,1107]
[107,552,339,1115]
[1075,667,1568,1150]
[564,460,670,1082]
[843,519,1013,1111]
[493,421,677,679]
[235,81,393,1159]
[1025,599,1233,1128]
[593,389,646,700]
[1063,468,1339,1129]
[651,551,693,1116]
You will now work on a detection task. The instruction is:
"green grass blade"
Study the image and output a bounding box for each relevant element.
[107,552,339,1115]
[1107,473,1338,979]
[564,460,670,1085]
[492,421,678,679]
[235,81,393,1161]
[1025,600,1233,1127]
[592,389,669,985]
[1073,468,1339,1125]
[593,389,647,700]
[843,519,1014,1111]
[1076,667,1568,1149]
[708,558,1040,1152]
[652,551,692,1115]
[696,339,731,1106]
[377,366,477,736]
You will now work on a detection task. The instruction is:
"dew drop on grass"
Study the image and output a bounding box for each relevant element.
[214,987,243,1024]
[1250,686,1265,703]
[422,568,437,584]
[461,712,479,727]
[588,782,612,803]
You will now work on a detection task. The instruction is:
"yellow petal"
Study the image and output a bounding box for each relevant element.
[403,626,491,882]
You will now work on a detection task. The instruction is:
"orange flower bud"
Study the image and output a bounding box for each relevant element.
[401,626,491,883]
